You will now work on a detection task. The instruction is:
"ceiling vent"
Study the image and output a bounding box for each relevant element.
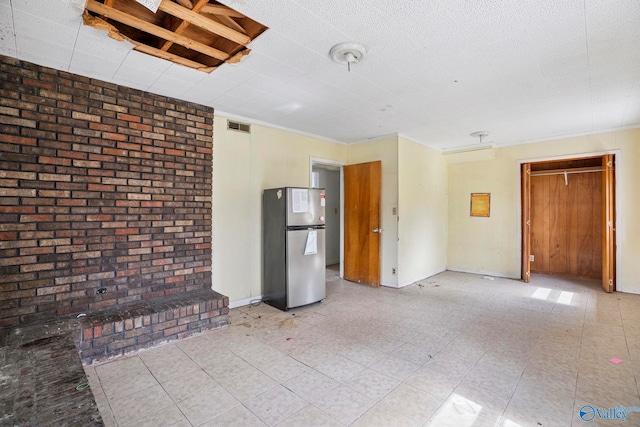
[227,120,251,134]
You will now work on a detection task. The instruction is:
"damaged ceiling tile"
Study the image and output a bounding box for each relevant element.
[83,0,267,73]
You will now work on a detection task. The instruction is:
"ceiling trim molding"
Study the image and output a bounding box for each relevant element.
[213,110,348,145]
[349,132,401,146]
[493,125,640,149]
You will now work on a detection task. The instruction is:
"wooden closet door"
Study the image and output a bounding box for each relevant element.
[602,155,615,292]
[521,163,531,282]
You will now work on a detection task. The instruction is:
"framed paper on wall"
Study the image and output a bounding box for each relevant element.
[470,193,490,217]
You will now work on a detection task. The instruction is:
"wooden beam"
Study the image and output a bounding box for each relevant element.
[157,0,250,45]
[133,42,213,71]
[200,4,244,18]
[216,15,247,34]
[85,0,229,61]
[172,0,193,9]
[104,0,115,6]
[83,11,213,72]
[160,0,209,52]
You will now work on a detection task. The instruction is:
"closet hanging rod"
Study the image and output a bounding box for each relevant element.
[530,167,605,177]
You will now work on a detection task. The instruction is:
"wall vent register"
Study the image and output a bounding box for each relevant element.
[227,120,251,133]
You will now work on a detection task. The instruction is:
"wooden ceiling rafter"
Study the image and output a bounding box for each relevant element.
[83,0,267,73]
[159,0,210,52]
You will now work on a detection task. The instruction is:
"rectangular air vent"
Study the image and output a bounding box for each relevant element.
[227,120,251,134]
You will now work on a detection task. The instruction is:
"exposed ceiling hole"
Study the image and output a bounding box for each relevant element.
[83,0,268,73]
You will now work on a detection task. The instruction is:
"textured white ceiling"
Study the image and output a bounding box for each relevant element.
[1,0,639,150]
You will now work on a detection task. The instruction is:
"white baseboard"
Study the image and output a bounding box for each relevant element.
[445,267,518,280]
[397,267,448,287]
[229,295,264,309]
[381,281,399,288]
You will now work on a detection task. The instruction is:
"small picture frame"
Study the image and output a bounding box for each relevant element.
[470,193,490,217]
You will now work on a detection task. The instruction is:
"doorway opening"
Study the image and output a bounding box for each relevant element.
[521,154,616,293]
[310,158,344,280]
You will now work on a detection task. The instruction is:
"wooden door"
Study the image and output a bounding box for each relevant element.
[344,161,381,287]
[521,163,531,282]
[602,155,615,292]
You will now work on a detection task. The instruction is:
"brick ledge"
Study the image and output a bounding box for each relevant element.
[77,289,229,364]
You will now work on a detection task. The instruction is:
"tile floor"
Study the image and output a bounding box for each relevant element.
[85,269,640,426]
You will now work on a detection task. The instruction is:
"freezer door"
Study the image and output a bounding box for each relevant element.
[286,188,325,227]
[286,228,326,308]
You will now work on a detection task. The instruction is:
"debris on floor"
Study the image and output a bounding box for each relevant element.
[278,318,296,328]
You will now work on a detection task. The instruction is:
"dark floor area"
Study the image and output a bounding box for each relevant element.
[0,318,103,427]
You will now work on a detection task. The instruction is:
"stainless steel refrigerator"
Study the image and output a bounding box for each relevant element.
[263,187,326,311]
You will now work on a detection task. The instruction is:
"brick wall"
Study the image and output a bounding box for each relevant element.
[0,55,214,327]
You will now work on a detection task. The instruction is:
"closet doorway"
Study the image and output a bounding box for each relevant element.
[521,155,616,292]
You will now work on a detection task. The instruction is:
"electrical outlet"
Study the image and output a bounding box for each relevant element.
[530,255,535,262]
[392,268,396,275]
[392,207,397,215]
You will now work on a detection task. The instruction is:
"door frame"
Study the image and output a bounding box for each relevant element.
[310,157,345,278]
[517,149,621,289]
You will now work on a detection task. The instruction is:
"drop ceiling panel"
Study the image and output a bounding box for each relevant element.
[0,3,16,57]
[69,53,121,81]
[12,9,80,53]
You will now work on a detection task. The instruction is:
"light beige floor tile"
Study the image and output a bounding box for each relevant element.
[200,405,267,427]
[138,343,187,371]
[351,401,420,427]
[160,368,219,402]
[464,366,520,400]
[245,385,307,426]
[290,342,340,367]
[282,370,339,402]
[147,357,202,384]
[109,384,174,425]
[379,383,442,424]
[99,365,159,400]
[392,342,438,366]
[452,381,511,423]
[313,384,375,426]
[276,405,343,427]
[94,356,150,383]
[315,355,365,382]
[177,382,240,426]
[339,344,385,367]
[404,366,459,400]
[369,354,421,381]
[216,365,278,402]
[343,368,400,400]
[119,405,191,427]
[425,393,497,427]
[252,355,309,383]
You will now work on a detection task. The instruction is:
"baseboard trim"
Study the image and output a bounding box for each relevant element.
[397,268,447,288]
[445,267,518,280]
[229,295,264,309]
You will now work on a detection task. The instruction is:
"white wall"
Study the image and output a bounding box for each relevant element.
[313,167,340,265]
[447,129,640,294]
[347,137,399,287]
[212,115,348,305]
[397,137,448,286]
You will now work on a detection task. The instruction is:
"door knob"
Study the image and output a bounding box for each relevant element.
[372,228,382,233]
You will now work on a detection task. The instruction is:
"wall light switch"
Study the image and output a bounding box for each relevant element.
[392,207,397,215]
[530,255,535,262]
